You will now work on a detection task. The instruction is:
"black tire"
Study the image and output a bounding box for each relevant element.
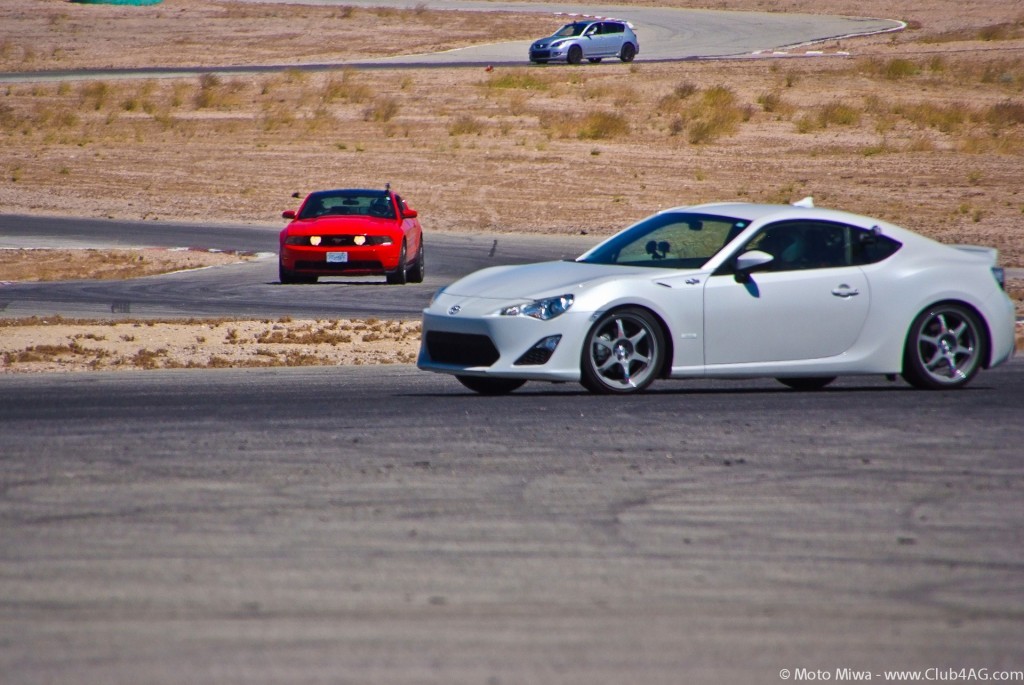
[386,241,408,285]
[776,377,836,391]
[279,261,315,284]
[901,303,986,390]
[456,375,527,395]
[407,242,425,284]
[567,45,583,65]
[580,307,665,394]
[619,43,636,63]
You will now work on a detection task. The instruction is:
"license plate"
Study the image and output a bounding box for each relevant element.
[326,252,348,263]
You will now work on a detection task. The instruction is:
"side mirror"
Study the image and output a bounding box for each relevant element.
[282,210,296,220]
[733,250,773,283]
[402,208,418,219]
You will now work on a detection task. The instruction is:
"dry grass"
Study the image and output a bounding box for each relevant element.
[0,248,260,282]
[0,317,421,373]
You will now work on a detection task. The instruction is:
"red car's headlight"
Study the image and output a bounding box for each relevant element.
[283,235,393,246]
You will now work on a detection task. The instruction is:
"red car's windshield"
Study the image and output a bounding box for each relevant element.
[299,191,395,220]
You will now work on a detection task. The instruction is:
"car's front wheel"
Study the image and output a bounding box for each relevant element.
[901,303,986,390]
[386,241,408,285]
[619,43,636,62]
[407,242,425,284]
[567,45,583,65]
[456,375,527,395]
[279,261,316,284]
[581,307,665,394]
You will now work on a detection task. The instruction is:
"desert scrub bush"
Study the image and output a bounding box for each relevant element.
[922,19,1024,44]
[686,85,745,144]
[448,114,485,136]
[258,102,296,131]
[79,81,111,111]
[818,101,861,127]
[320,71,372,103]
[757,91,793,115]
[985,100,1024,128]
[193,74,247,109]
[892,101,969,133]
[859,57,920,80]
[577,111,630,140]
[364,96,400,122]
[484,69,550,91]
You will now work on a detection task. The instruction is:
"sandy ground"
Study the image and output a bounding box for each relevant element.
[0,316,421,372]
[1,0,1022,371]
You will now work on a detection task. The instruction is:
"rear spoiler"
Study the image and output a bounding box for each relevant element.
[954,245,1006,289]
[952,244,998,264]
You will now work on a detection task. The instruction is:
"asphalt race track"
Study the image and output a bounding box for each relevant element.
[0,214,594,320]
[1,361,1023,684]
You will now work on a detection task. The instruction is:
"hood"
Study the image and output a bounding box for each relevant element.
[443,260,672,300]
[285,215,394,235]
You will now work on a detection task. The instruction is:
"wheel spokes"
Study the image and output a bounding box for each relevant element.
[919,312,976,381]
[591,315,656,387]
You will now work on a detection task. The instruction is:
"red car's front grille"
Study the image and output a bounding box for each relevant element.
[295,260,383,271]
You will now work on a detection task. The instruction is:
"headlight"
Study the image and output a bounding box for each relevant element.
[501,294,574,320]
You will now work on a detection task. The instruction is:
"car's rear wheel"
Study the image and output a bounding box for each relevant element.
[386,241,408,285]
[581,307,665,394]
[620,43,636,62]
[902,303,986,390]
[567,45,583,65]
[776,377,836,391]
[456,375,526,395]
[407,242,425,284]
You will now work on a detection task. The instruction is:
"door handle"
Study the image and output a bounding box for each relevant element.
[831,284,859,298]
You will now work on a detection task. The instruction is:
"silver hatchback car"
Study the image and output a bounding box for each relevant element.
[529,20,639,65]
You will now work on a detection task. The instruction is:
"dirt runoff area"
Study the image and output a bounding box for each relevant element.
[0,316,421,373]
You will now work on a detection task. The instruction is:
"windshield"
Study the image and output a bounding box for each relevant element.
[578,212,749,269]
[298,190,395,220]
[554,22,588,37]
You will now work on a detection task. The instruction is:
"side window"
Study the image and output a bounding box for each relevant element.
[745,220,851,272]
[604,22,624,34]
[851,229,902,265]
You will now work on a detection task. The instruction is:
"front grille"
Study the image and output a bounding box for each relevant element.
[426,331,500,367]
[319,235,391,247]
[295,260,383,271]
[514,347,553,366]
[530,50,551,59]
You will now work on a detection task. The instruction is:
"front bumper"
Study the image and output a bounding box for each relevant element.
[279,244,400,275]
[417,303,590,382]
[529,46,569,62]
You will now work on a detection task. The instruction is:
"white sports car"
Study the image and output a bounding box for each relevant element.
[418,200,1016,394]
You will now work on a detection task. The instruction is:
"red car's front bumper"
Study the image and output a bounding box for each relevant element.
[279,243,402,276]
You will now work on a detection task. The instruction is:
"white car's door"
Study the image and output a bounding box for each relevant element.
[703,267,869,365]
[702,219,872,366]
